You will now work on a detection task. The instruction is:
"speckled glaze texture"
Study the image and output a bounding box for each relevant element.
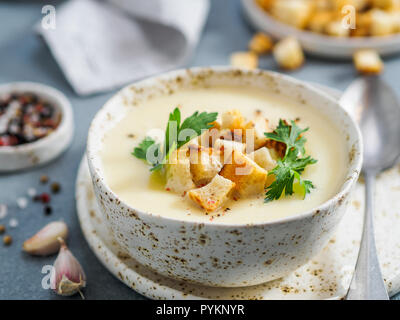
[86,67,362,287]
[0,82,74,172]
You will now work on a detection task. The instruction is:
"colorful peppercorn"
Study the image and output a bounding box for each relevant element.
[3,235,12,246]
[50,182,61,194]
[0,93,61,147]
[40,175,49,184]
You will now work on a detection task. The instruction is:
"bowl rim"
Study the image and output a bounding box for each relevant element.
[87,66,363,228]
[0,81,73,155]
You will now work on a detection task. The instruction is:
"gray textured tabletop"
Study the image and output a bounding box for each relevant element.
[0,0,399,300]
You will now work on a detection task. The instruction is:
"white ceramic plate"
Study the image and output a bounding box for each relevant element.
[241,0,400,58]
[76,85,400,300]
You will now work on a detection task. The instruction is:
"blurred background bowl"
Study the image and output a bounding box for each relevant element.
[241,0,400,59]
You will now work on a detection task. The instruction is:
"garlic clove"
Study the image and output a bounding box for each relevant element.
[51,238,86,298]
[23,221,68,256]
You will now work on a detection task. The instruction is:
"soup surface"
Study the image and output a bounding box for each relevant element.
[100,86,347,224]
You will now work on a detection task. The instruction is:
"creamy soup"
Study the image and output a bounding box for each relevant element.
[100,86,347,224]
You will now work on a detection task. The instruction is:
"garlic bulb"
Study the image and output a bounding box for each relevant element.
[51,238,86,298]
[23,221,68,256]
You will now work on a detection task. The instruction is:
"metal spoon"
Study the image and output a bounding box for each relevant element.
[340,76,400,300]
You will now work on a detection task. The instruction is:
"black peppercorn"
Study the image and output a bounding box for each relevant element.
[44,205,52,215]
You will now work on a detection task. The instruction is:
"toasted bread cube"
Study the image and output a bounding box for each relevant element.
[249,33,273,54]
[165,148,196,194]
[215,138,246,164]
[244,116,271,151]
[351,26,370,37]
[390,9,400,32]
[249,147,276,171]
[218,128,244,142]
[372,0,400,9]
[335,0,369,11]
[271,0,313,29]
[325,20,351,37]
[315,0,333,10]
[221,109,246,131]
[188,175,235,212]
[190,147,223,186]
[352,11,372,36]
[353,49,384,74]
[181,136,199,150]
[357,11,372,28]
[197,127,220,148]
[214,139,246,153]
[370,9,395,36]
[230,52,258,70]
[273,37,305,70]
[307,11,333,33]
[256,0,276,11]
[220,150,268,197]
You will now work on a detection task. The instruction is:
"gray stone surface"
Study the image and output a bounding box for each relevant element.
[0,0,399,300]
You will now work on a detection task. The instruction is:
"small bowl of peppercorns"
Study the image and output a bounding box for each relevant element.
[0,82,74,171]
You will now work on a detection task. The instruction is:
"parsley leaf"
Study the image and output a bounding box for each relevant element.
[133,107,218,172]
[264,119,308,156]
[179,110,218,142]
[132,137,161,169]
[164,108,181,159]
[264,120,317,202]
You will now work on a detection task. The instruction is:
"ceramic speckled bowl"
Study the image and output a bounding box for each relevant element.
[0,82,74,172]
[86,67,362,287]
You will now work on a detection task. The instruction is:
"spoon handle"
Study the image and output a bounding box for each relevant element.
[346,172,389,300]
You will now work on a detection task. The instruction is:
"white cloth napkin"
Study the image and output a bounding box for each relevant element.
[38,0,210,96]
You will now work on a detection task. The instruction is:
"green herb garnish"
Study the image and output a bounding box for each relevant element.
[264,120,317,202]
[264,119,308,156]
[132,137,161,167]
[132,107,218,171]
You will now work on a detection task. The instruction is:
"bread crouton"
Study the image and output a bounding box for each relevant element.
[188,175,235,212]
[372,0,400,9]
[221,109,246,131]
[335,0,370,11]
[256,0,275,11]
[370,9,395,36]
[180,136,199,150]
[198,128,220,148]
[273,37,304,70]
[190,146,223,186]
[314,0,332,10]
[271,0,313,29]
[249,33,273,55]
[307,11,333,33]
[249,147,276,171]
[390,9,400,32]
[230,52,258,70]
[353,49,384,74]
[218,129,243,143]
[325,20,351,37]
[165,148,196,194]
[220,150,268,197]
[244,116,271,151]
[214,138,246,153]
[214,138,246,164]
